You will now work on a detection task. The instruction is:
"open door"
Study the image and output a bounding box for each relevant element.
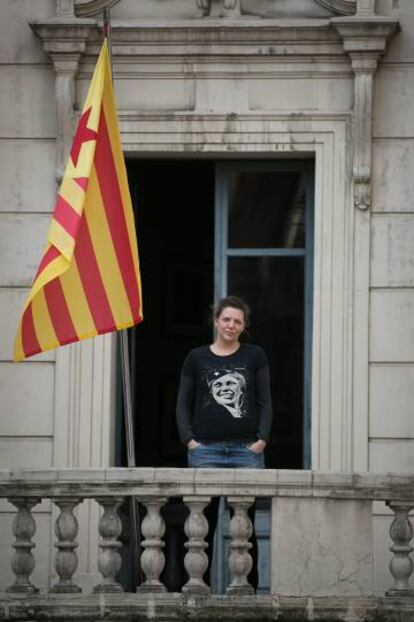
[118,158,314,592]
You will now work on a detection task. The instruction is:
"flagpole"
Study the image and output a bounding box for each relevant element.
[103,8,142,590]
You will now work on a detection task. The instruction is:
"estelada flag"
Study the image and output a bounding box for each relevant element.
[14,39,143,361]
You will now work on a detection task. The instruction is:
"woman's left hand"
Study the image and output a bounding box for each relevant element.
[248,439,266,453]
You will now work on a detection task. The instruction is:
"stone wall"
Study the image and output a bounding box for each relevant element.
[0,0,56,591]
[369,0,414,594]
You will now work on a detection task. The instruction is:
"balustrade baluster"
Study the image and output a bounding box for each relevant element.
[386,502,414,596]
[226,496,254,596]
[137,498,166,593]
[94,497,124,593]
[50,498,82,593]
[182,496,210,595]
[7,497,40,593]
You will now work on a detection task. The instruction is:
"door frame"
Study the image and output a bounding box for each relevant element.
[214,160,314,467]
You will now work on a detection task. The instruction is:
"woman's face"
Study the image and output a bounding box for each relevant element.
[214,306,245,345]
[212,373,242,406]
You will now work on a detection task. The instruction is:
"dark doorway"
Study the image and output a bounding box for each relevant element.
[125,160,215,469]
[117,159,312,592]
[120,159,310,471]
[117,160,215,592]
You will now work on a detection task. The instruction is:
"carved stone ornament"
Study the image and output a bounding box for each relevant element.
[197,0,241,18]
[314,0,356,15]
[75,0,356,18]
[332,7,398,209]
[198,0,356,18]
[75,0,122,17]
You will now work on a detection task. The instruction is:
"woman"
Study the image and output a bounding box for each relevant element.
[176,295,273,589]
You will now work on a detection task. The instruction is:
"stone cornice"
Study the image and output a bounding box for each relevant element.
[85,19,343,57]
[32,18,346,59]
[30,15,397,61]
[30,18,96,56]
[331,14,399,54]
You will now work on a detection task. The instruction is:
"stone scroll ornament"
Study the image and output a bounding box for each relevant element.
[332,0,398,210]
[197,0,356,17]
[314,0,356,14]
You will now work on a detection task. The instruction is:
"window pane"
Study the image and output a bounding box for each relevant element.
[228,171,305,249]
[228,257,304,468]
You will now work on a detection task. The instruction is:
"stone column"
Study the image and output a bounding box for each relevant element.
[182,496,210,595]
[50,498,83,593]
[137,498,167,593]
[7,497,40,594]
[386,502,414,597]
[93,497,124,593]
[226,496,254,596]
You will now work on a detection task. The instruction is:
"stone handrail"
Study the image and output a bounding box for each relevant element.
[0,468,413,620]
[1,467,414,499]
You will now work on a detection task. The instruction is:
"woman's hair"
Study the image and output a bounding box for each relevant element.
[212,295,251,328]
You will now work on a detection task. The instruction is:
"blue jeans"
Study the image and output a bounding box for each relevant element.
[187,441,264,590]
[188,441,265,469]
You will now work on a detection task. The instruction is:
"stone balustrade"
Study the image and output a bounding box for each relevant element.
[0,468,413,621]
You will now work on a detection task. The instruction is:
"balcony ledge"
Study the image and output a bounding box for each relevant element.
[1,593,414,622]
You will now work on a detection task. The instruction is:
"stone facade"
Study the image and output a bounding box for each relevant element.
[0,0,413,598]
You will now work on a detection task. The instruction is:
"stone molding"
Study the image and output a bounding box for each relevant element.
[82,20,342,57]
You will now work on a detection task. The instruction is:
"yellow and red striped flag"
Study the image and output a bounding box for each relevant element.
[14,39,143,361]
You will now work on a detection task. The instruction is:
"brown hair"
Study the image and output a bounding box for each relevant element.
[213,295,250,328]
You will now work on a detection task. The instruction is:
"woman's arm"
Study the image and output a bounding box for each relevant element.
[256,360,273,443]
[176,372,196,446]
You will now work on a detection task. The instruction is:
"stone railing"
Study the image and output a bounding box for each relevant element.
[0,468,413,621]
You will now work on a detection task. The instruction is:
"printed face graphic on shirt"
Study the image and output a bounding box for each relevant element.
[208,369,247,418]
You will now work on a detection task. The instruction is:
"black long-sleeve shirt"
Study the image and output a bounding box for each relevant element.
[176,344,273,445]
